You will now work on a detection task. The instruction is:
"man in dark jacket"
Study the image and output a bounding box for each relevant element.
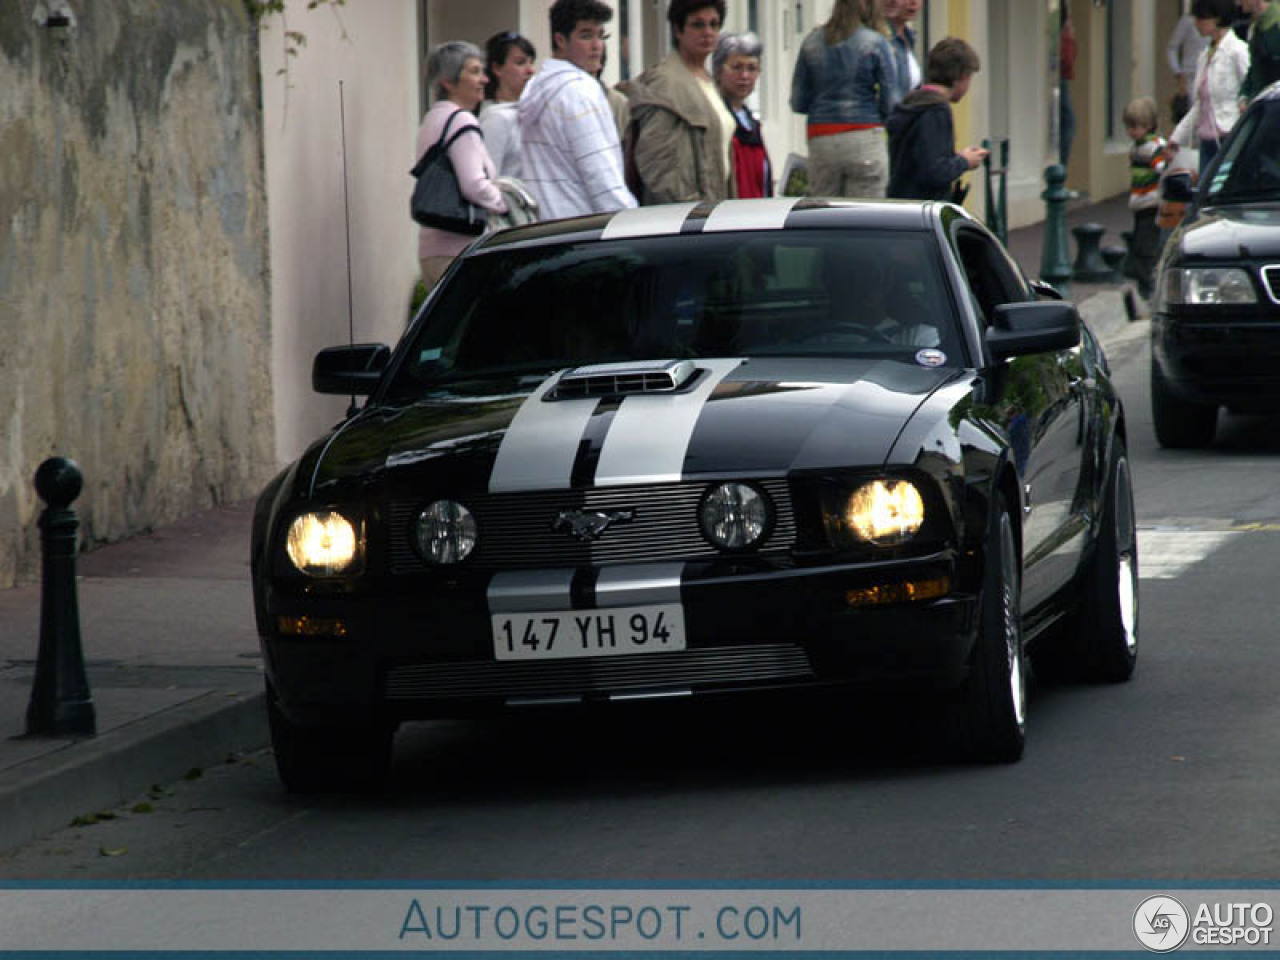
[886,37,987,202]
[1238,0,1280,106]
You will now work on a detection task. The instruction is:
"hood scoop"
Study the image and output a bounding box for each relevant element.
[549,359,700,399]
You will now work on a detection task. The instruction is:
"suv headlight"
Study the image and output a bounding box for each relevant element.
[1163,267,1257,305]
[285,509,362,576]
[823,479,925,547]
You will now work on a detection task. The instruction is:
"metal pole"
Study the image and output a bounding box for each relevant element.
[25,457,95,737]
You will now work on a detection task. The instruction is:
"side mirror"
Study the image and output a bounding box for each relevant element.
[313,343,392,395]
[986,301,1080,361]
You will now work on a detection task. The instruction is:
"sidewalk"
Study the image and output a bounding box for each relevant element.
[0,499,266,855]
[0,194,1149,857]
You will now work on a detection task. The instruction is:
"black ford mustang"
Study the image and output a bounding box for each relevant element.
[251,198,1137,791]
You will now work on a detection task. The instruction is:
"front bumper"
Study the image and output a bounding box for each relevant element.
[1153,309,1280,408]
[261,553,977,727]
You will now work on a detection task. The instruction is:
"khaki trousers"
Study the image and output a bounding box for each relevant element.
[806,127,888,199]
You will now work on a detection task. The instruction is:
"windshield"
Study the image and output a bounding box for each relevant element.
[1205,104,1280,204]
[386,228,963,400]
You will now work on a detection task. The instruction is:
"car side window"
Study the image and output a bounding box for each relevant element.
[953,228,1030,325]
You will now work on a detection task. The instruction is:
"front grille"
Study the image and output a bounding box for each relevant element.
[389,479,795,571]
[1263,265,1280,305]
[383,643,813,701]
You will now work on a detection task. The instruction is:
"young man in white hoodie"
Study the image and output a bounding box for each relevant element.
[518,0,637,220]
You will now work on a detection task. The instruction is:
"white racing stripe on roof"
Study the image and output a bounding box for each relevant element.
[593,358,743,487]
[600,203,700,240]
[702,197,801,232]
[488,372,596,493]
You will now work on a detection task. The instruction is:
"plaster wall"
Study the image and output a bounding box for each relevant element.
[258,0,421,463]
[0,0,274,588]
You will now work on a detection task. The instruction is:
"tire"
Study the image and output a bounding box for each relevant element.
[1151,360,1216,448]
[267,686,394,794]
[953,493,1026,763]
[1077,440,1139,682]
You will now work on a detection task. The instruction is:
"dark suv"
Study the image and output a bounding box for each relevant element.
[1151,83,1280,447]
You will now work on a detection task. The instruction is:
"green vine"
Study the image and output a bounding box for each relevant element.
[244,0,347,125]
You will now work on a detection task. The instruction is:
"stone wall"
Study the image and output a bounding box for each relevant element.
[0,0,274,588]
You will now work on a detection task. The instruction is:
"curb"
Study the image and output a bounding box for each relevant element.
[0,690,267,855]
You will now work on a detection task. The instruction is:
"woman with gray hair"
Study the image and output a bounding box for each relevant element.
[714,31,772,197]
[414,40,507,290]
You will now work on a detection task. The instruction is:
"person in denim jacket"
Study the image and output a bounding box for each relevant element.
[789,0,901,198]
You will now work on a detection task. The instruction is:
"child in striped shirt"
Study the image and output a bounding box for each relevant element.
[1124,97,1168,300]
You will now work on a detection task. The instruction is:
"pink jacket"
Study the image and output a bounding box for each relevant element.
[415,101,507,259]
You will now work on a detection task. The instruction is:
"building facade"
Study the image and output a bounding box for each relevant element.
[261,0,1177,465]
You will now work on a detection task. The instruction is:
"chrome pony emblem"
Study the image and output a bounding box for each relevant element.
[551,508,636,542]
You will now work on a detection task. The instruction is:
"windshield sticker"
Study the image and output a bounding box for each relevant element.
[915,348,947,368]
[418,347,442,362]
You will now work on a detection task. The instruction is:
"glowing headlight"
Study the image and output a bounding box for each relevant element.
[845,480,925,545]
[700,482,769,550]
[285,510,359,576]
[1163,267,1256,305]
[415,500,477,564]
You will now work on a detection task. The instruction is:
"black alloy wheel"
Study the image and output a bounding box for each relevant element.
[267,684,395,794]
[1078,440,1140,681]
[953,493,1026,763]
[1151,360,1217,448]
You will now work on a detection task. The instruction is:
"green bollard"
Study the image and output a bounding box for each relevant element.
[1039,164,1072,296]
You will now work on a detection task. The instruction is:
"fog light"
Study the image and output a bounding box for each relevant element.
[845,576,951,607]
[277,615,348,638]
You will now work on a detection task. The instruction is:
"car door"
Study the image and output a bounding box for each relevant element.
[952,226,1085,612]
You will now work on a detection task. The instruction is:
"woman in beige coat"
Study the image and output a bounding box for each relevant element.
[626,0,736,204]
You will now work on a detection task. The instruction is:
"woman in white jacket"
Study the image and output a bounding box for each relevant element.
[1169,0,1251,171]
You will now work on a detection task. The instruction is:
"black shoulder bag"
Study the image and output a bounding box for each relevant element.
[410,109,487,235]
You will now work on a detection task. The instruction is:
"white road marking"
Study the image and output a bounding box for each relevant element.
[1137,527,1241,579]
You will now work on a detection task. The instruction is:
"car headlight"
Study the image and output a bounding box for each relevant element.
[415,500,477,564]
[837,479,925,546]
[700,482,770,550]
[1163,267,1257,305]
[285,510,361,576]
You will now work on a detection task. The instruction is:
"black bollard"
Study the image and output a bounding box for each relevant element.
[1071,222,1113,282]
[25,457,96,737]
[1101,244,1128,283]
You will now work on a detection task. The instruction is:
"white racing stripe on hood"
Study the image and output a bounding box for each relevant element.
[488,372,595,492]
[600,203,699,240]
[593,358,743,486]
[702,197,800,232]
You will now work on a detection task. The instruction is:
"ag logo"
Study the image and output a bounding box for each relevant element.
[1134,895,1190,953]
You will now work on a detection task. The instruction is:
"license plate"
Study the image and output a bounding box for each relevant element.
[492,604,686,661]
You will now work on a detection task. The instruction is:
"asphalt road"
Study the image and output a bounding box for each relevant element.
[4,327,1279,882]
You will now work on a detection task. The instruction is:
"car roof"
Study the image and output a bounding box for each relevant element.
[472,197,965,254]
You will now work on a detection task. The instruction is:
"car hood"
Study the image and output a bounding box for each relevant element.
[304,357,961,497]
[1177,203,1280,260]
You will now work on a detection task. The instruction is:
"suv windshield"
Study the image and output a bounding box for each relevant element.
[1205,103,1280,204]
[386,229,962,399]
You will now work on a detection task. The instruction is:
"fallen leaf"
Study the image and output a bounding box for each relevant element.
[98,847,128,858]
[183,767,203,781]
[131,802,154,814]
